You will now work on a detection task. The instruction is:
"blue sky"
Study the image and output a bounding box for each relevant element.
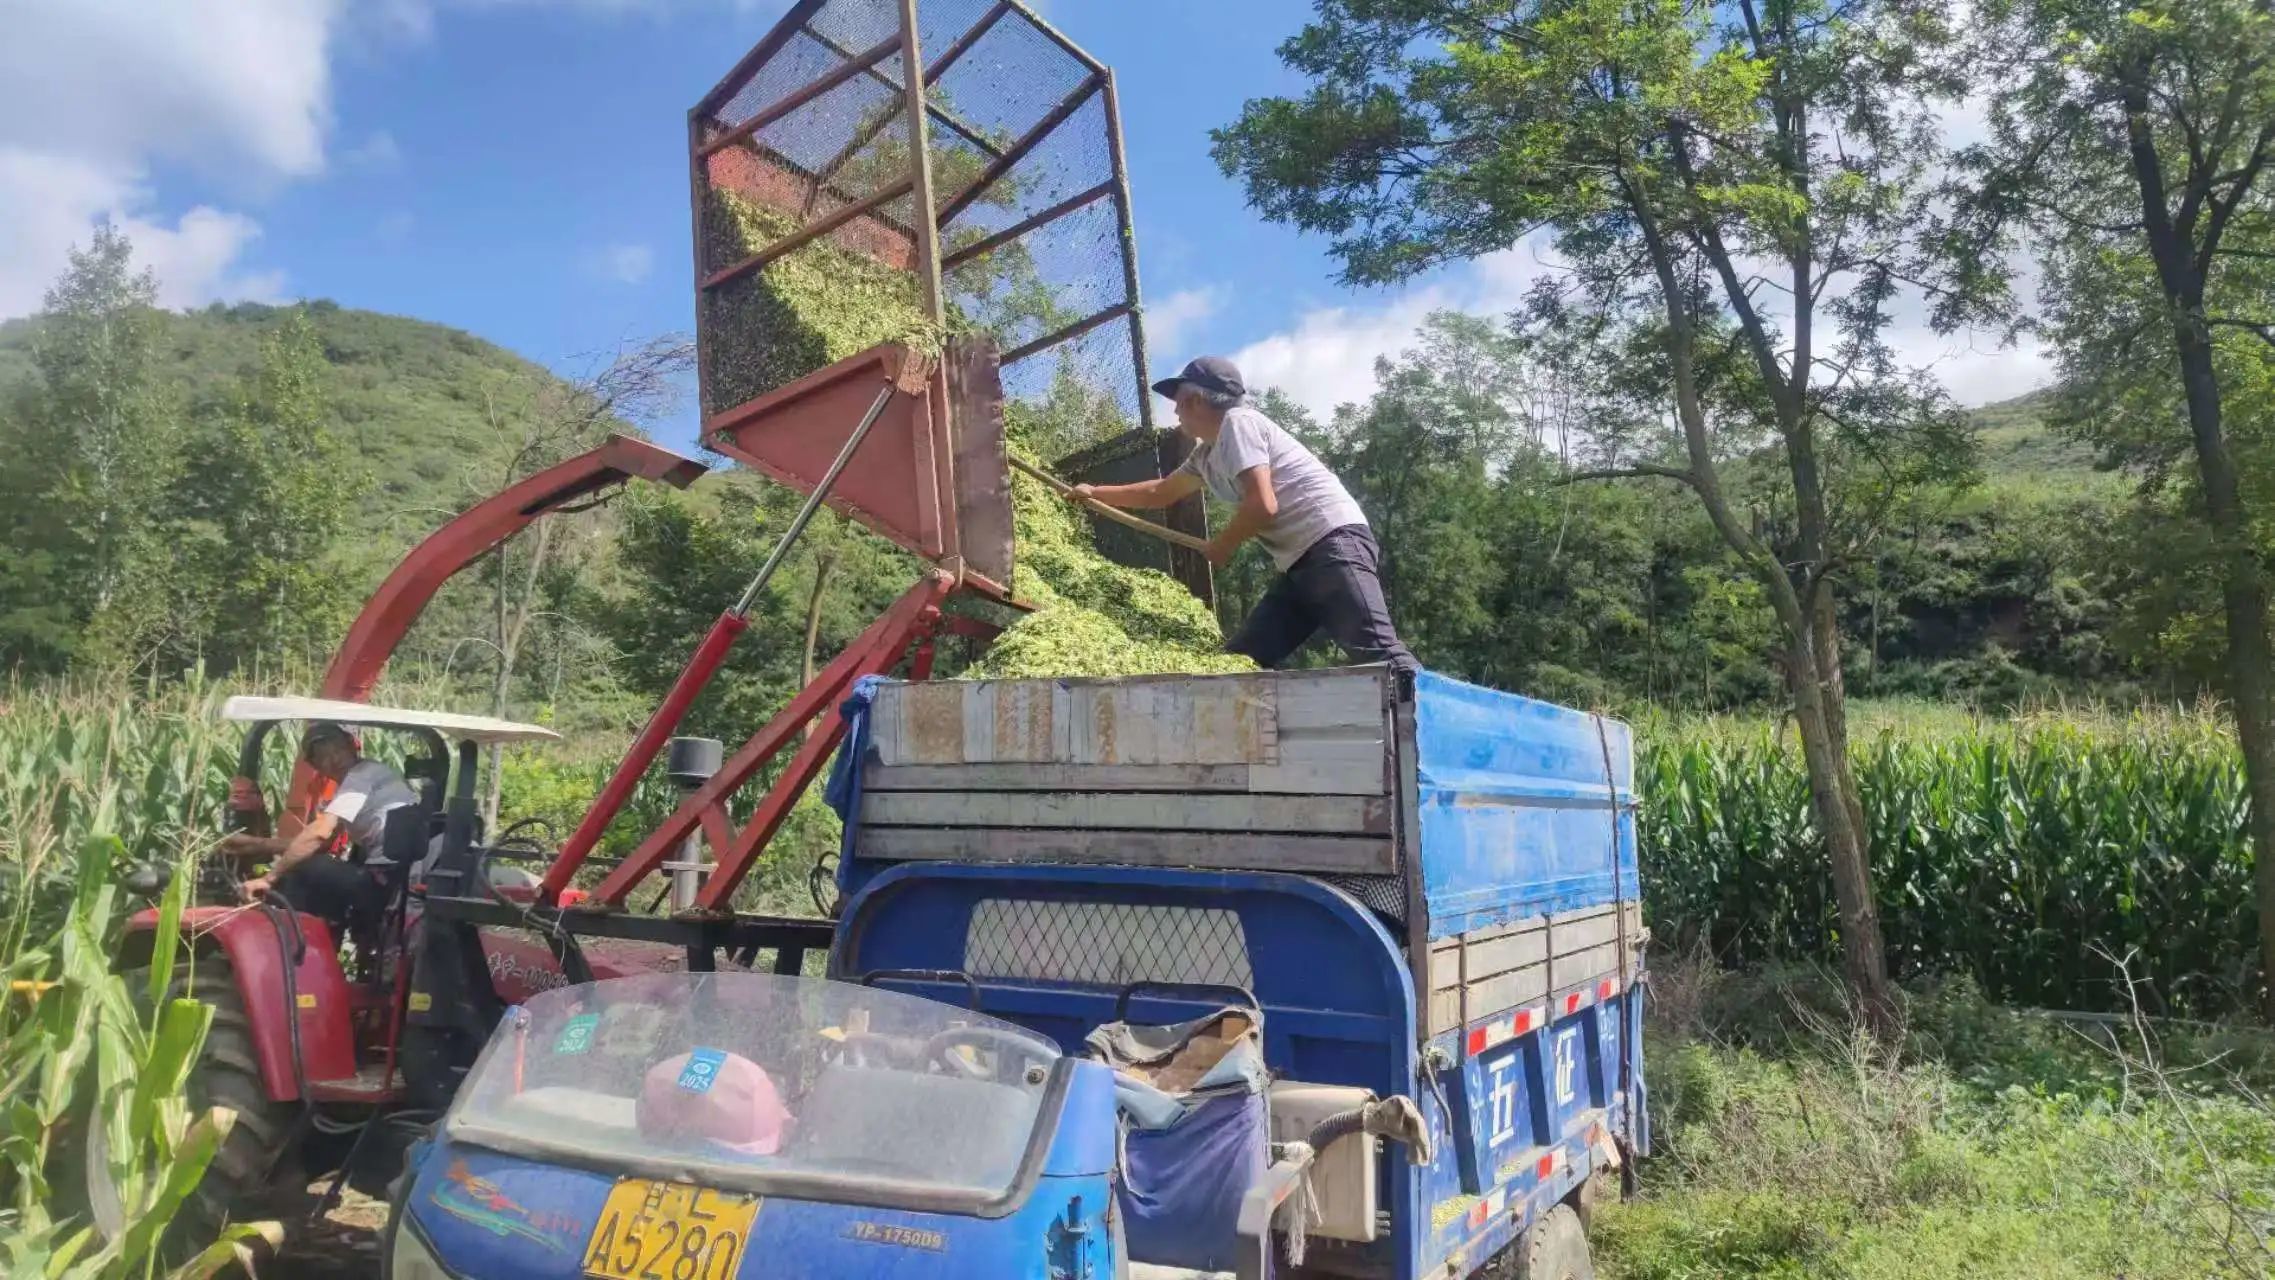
[0,0,2045,442]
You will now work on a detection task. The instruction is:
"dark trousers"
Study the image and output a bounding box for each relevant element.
[270,855,385,931]
[1228,525,1419,674]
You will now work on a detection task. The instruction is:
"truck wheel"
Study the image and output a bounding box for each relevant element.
[1514,1203,1594,1280]
[138,953,312,1249]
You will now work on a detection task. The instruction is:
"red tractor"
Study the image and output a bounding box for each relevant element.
[116,436,840,1236]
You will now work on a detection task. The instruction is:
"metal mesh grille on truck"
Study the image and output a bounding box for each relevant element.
[964,899,1255,990]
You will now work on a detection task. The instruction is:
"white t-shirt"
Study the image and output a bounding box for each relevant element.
[1177,404,1369,570]
[323,759,422,865]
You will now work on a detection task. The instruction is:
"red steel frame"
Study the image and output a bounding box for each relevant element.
[277,436,708,827]
[319,436,708,705]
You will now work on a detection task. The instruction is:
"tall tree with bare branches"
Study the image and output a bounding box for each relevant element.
[1956,0,2275,1016]
[1215,0,1989,1021]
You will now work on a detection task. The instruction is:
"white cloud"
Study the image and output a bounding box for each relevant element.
[0,0,339,318]
[0,151,285,316]
[1232,247,1552,421]
[0,1,336,181]
[345,130,404,172]
[378,0,789,36]
[589,243,656,285]
[1144,286,1225,368]
[1889,325,2051,406]
[1234,235,2045,420]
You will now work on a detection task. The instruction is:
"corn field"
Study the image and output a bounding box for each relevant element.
[0,679,834,936]
[0,681,238,952]
[3,681,2261,1016]
[1641,709,2258,1018]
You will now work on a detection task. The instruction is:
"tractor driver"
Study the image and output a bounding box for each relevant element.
[1076,355,1419,675]
[218,722,419,929]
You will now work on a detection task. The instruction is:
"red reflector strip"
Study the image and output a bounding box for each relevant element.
[1563,991,1583,1015]
[1536,1153,1555,1179]
[1598,977,1618,1001]
[1467,1003,1550,1056]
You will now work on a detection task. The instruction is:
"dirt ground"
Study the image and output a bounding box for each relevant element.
[268,1185,387,1278]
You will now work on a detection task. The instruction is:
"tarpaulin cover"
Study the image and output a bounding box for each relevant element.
[1087,1008,1269,1272]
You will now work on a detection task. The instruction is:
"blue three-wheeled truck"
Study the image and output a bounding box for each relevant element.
[387,666,1646,1279]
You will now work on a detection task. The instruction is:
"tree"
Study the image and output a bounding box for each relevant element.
[176,310,363,676]
[465,336,694,826]
[1958,0,2275,1014]
[1215,0,1986,1020]
[0,224,182,672]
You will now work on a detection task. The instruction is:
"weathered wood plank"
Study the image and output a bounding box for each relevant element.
[893,680,969,765]
[862,761,1255,792]
[1066,678,1276,766]
[1550,904,1642,958]
[1463,928,1551,982]
[1270,672,1387,732]
[1248,738,1390,795]
[860,790,1391,835]
[857,826,1397,875]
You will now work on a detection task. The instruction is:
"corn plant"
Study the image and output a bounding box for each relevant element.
[1641,711,2257,1018]
[0,837,278,1278]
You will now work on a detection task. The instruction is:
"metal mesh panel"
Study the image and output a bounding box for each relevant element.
[965,900,1254,989]
[692,0,1149,451]
[1319,874,1409,925]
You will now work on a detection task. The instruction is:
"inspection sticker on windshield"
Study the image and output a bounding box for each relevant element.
[677,1048,728,1093]
[553,1014,599,1056]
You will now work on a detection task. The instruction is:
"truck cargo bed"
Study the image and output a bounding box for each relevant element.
[858,669,1397,875]
[841,666,1641,1038]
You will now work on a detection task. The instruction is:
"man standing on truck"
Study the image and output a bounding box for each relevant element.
[218,722,419,928]
[1076,355,1419,675]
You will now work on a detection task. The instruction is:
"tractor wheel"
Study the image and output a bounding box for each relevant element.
[136,951,312,1250]
[1513,1203,1595,1280]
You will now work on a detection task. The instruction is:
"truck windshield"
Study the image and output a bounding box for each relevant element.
[443,971,1063,1210]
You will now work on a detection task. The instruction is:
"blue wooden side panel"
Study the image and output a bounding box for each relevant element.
[1413,989,1644,1277]
[1411,671,1638,938]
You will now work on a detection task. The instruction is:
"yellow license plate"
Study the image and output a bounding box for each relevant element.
[581,1179,760,1280]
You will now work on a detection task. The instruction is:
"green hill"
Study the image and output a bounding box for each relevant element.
[1971,388,2120,497]
[0,299,585,554]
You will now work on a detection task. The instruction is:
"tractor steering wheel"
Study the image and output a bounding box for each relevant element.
[922,1025,1055,1085]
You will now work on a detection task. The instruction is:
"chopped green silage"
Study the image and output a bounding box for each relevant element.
[710,184,1249,679]
[966,457,1253,679]
[703,189,945,413]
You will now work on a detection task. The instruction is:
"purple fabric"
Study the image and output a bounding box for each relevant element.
[1119,1089,1270,1272]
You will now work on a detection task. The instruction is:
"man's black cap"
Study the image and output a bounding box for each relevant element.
[302,722,357,756]
[1151,355,1246,402]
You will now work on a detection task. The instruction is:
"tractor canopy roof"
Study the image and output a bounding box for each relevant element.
[220,695,563,747]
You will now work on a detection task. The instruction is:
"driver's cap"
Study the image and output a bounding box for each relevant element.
[637,1049,788,1156]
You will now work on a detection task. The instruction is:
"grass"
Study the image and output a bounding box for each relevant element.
[1602,960,2275,1279]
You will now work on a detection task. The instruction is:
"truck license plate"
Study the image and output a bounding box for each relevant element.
[581,1179,758,1280]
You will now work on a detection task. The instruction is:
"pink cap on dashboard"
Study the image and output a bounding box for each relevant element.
[636,1049,789,1156]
